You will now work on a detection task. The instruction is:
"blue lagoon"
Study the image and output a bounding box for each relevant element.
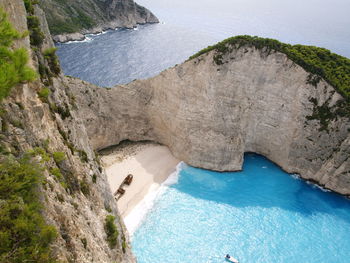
[131,154,350,263]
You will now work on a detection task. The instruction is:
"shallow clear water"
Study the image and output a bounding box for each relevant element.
[56,0,350,86]
[132,154,350,263]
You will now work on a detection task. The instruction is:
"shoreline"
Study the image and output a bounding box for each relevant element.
[100,142,179,218]
[53,22,159,44]
[124,161,184,235]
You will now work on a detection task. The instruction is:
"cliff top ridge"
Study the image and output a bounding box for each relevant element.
[189,35,350,102]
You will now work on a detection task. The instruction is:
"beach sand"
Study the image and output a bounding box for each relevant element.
[101,142,179,217]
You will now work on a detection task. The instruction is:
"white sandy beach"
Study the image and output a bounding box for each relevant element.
[101,142,179,217]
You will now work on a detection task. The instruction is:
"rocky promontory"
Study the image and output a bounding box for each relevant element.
[69,37,350,196]
[38,0,159,42]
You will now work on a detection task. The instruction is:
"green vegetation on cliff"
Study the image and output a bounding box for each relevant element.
[49,9,96,35]
[0,8,37,101]
[43,48,61,75]
[189,35,350,101]
[104,215,119,248]
[0,153,57,262]
[37,0,98,35]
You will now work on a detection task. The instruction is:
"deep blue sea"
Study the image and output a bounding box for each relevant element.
[132,154,350,263]
[56,0,350,87]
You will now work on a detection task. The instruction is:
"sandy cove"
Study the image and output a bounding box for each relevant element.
[100,142,179,217]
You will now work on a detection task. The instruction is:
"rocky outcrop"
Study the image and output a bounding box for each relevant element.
[0,1,135,262]
[38,0,159,42]
[69,45,350,196]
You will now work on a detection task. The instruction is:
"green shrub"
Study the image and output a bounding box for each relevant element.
[79,179,90,196]
[104,215,118,248]
[23,0,34,15]
[37,87,51,102]
[27,16,44,46]
[0,9,37,102]
[78,150,88,163]
[38,62,49,80]
[0,153,57,262]
[56,104,71,119]
[27,15,40,29]
[50,167,67,188]
[43,48,61,75]
[121,234,127,253]
[0,11,20,46]
[56,193,64,202]
[52,151,66,164]
[104,204,112,213]
[81,238,87,249]
[189,35,350,101]
[28,146,50,163]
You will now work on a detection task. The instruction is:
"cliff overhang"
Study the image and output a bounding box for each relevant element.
[69,36,350,196]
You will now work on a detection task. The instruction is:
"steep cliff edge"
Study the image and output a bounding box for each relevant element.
[0,0,134,262]
[38,0,159,42]
[69,38,350,196]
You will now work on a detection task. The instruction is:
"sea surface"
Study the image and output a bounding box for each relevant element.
[56,0,350,87]
[131,154,350,263]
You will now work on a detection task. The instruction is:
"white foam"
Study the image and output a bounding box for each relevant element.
[306,180,331,192]
[124,162,185,236]
[290,173,300,180]
[64,29,112,44]
[95,31,108,36]
[64,36,93,44]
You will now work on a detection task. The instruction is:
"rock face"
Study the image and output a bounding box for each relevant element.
[69,46,350,196]
[0,1,135,262]
[38,0,159,42]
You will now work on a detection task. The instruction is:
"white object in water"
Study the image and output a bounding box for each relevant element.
[226,255,239,263]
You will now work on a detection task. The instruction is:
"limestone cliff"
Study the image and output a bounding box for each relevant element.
[69,42,350,196]
[0,0,134,262]
[38,0,159,42]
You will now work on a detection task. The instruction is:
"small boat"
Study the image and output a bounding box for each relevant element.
[122,174,133,185]
[114,187,125,200]
[225,254,239,263]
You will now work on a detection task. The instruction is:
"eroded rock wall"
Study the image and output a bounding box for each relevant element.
[0,0,135,261]
[70,46,350,195]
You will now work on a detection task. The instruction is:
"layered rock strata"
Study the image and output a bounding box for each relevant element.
[69,46,350,196]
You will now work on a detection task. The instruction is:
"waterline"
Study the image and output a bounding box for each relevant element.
[125,162,185,236]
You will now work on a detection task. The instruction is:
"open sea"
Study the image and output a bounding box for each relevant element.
[131,154,350,263]
[56,0,350,87]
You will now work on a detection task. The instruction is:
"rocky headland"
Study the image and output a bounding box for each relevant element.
[68,37,350,196]
[38,0,159,43]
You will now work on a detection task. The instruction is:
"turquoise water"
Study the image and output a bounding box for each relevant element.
[132,154,350,263]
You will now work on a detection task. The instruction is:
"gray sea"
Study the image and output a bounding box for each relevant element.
[56,0,350,87]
